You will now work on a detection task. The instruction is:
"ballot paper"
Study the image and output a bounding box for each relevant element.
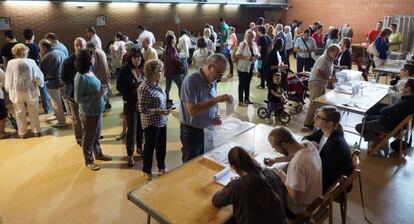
[226,101,235,116]
[214,167,239,186]
[254,152,289,170]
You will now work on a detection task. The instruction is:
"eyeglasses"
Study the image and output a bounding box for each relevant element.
[315,114,330,122]
[212,65,225,76]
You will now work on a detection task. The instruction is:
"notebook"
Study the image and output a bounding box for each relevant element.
[213,167,239,186]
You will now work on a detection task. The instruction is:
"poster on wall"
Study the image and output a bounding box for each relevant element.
[96,16,106,27]
[0,17,11,30]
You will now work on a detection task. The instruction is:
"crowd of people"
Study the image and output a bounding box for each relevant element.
[0,15,413,223]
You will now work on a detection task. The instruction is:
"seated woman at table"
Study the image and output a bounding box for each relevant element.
[303,106,353,193]
[355,79,414,155]
[212,146,287,224]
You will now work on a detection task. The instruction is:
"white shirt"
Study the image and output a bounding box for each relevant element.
[192,48,213,69]
[286,140,323,214]
[177,34,192,58]
[319,135,328,151]
[235,41,261,73]
[91,34,102,50]
[137,30,156,47]
[5,58,44,103]
[203,37,215,53]
[0,68,5,99]
[285,32,293,50]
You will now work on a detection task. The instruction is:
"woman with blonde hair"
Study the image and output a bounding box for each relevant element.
[236,30,260,106]
[5,43,44,138]
[138,59,170,180]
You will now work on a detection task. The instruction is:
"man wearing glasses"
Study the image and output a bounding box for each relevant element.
[179,53,233,163]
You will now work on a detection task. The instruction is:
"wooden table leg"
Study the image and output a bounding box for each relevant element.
[147,214,151,224]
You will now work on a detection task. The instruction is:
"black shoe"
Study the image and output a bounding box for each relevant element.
[96,154,112,161]
[245,100,254,104]
[86,163,100,171]
[127,156,135,167]
[105,102,112,110]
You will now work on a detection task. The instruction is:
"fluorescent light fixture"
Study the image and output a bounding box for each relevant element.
[4,0,50,5]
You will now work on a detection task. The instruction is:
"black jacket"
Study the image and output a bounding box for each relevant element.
[61,54,77,99]
[339,49,352,70]
[116,64,142,103]
[380,95,414,131]
[303,129,354,192]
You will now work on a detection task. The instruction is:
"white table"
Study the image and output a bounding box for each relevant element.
[314,82,389,150]
[128,123,290,224]
[373,59,405,83]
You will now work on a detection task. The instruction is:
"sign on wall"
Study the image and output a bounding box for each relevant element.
[0,17,11,30]
[96,15,106,27]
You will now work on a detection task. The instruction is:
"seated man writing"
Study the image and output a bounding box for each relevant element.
[267,126,322,216]
[356,79,414,155]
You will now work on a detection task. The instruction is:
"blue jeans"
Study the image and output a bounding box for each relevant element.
[180,123,204,163]
[296,56,313,73]
[180,58,188,77]
[39,85,51,113]
[165,73,182,100]
[267,101,280,119]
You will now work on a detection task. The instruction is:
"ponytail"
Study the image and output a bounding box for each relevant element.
[319,105,344,136]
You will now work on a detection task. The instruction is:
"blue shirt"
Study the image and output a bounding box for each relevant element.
[374,37,389,60]
[74,72,104,116]
[54,42,69,58]
[179,68,218,129]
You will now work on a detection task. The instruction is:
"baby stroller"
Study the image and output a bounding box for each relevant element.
[257,92,291,125]
[284,69,310,113]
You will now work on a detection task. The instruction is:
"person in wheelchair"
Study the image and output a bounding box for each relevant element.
[266,73,284,124]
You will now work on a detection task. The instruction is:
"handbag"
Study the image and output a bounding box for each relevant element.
[367,40,380,57]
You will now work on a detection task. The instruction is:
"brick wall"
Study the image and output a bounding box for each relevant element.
[286,0,414,43]
[0,1,283,54]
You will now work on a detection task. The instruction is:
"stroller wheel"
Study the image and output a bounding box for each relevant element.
[257,107,268,119]
[295,104,303,113]
[278,111,291,124]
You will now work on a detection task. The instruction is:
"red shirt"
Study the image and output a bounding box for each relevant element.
[367,29,381,44]
[312,32,324,48]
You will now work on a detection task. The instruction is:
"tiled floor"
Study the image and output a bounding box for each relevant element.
[0,63,412,224]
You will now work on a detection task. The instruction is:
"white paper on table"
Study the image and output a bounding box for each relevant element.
[226,101,235,116]
[254,152,289,170]
[204,142,240,166]
[214,167,239,186]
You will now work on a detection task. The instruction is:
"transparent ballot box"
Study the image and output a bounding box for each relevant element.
[204,118,255,166]
[336,69,363,86]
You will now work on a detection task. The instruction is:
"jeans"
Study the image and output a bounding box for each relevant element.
[143,125,167,174]
[165,73,182,100]
[67,99,82,144]
[226,53,234,75]
[125,100,143,156]
[39,85,51,113]
[180,123,204,163]
[267,101,280,119]
[48,88,66,125]
[237,70,253,102]
[80,114,104,164]
[284,49,292,68]
[304,81,326,126]
[13,98,41,136]
[180,57,189,77]
[296,56,313,73]
[365,54,376,74]
[355,115,389,142]
[259,61,268,88]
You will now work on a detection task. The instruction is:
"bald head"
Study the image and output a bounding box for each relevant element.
[74,37,86,54]
[326,43,341,60]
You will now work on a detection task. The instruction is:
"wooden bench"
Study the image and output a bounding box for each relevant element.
[368,114,413,161]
